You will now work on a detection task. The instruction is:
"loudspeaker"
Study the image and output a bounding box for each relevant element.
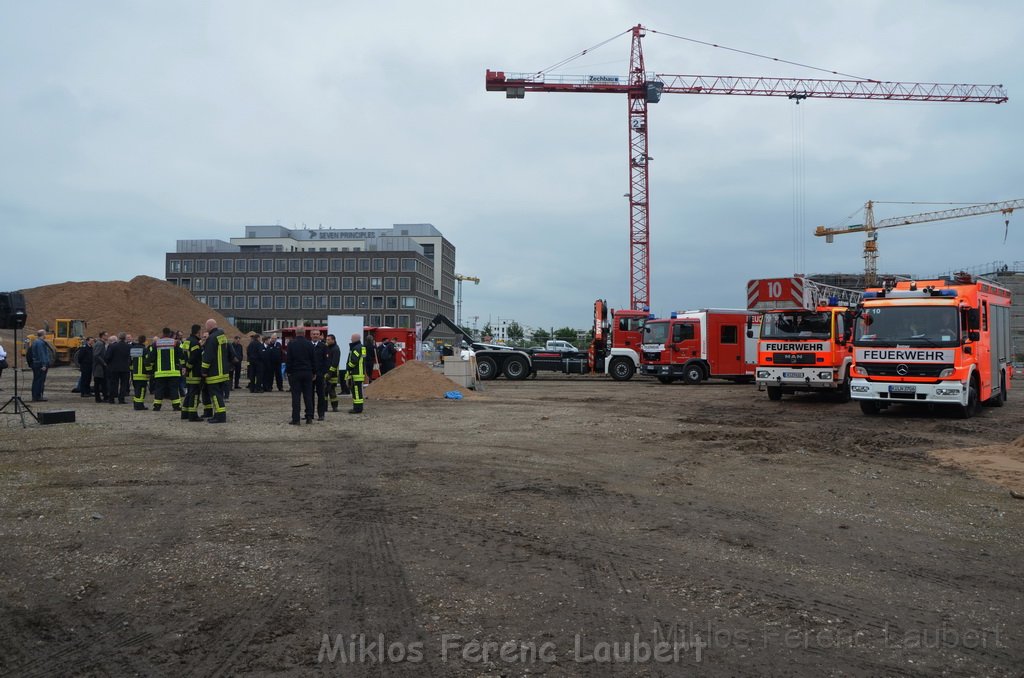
[38,409,76,425]
[0,292,27,330]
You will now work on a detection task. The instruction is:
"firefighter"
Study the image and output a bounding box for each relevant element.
[151,327,183,411]
[129,334,153,410]
[180,324,204,421]
[346,332,366,414]
[324,333,342,412]
[201,318,231,423]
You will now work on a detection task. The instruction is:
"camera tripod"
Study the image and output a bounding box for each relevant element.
[0,326,38,427]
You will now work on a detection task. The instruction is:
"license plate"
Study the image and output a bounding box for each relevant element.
[889,384,916,394]
[783,371,804,378]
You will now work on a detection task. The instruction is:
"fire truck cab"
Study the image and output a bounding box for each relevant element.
[590,300,649,381]
[850,276,1012,417]
[640,309,759,384]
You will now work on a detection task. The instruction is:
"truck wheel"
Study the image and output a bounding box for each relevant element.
[835,373,851,403]
[956,381,981,419]
[502,356,529,380]
[986,372,1007,407]
[657,376,674,385]
[476,356,498,380]
[682,363,704,385]
[609,357,635,381]
[859,400,881,416]
[766,386,783,401]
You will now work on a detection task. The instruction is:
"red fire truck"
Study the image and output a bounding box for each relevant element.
[747,276,863,401]
[850,275,1012,417]
[640,309,760,384]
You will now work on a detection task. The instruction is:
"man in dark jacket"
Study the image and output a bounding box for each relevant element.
[246,334,264,392]
[324,334,342,412]
[267,336,284,391]
[92,331,108,403]
[28,329,51,402]
[104,332,132,404]
[77,337,94,397]
[285,333,315,424]
[310,329,329,420]
[230,335,244,389]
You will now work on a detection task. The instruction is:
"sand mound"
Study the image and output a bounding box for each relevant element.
[368,361,478,401]
[19,275,243,339]
[1012,434,1024,449]
[931,439,1024,493]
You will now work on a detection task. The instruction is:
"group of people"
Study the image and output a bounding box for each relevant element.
[282,330,368,424]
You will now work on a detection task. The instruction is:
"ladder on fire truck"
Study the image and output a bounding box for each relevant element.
[802,277,863,308]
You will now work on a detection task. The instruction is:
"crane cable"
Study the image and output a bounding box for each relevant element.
[534,29,632,77]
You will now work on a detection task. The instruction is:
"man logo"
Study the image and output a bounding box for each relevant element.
[896,364,909,376]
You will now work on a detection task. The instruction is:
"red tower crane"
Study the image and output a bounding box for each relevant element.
[485,24,1008,311]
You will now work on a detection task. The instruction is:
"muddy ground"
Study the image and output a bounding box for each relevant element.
[1,365,1022,677]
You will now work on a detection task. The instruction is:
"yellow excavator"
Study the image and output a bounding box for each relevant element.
[21,319,88,366]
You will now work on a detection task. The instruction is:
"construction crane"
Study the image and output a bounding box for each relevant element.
[814,199,1024,286]
[454,274,480,328]
[486,24,1008,311]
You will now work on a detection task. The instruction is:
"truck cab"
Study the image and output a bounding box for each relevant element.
[756,307,853,401]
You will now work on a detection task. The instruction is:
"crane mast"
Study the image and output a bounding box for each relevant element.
[485,24,1008,310]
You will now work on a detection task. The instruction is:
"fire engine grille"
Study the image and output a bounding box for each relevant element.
[859,363,952,378]
[643,352,662,361]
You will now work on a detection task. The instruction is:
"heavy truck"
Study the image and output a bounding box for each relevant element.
[849,274,1012,417]
[746,276,863,401]
[20,318,87,366]
[640,309,760,384]
[420,300,649,381]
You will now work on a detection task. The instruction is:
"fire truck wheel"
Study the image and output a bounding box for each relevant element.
[502,356,529,380]
[766,386,783,401]
[682,363,704,385]
[476,357,498,380]
[986,372,1007,407]
[609,357,635,381]
[859,400,881,416]
[955,381,980,419]
[835,374,851,403]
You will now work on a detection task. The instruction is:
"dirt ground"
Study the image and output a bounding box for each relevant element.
[1,365,1022,677]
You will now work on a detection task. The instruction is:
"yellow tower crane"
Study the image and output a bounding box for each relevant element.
[814,199,1024,287]
[454,274,480,328]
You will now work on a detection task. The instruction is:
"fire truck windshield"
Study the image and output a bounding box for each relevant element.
[642,322,669,345]
[854,306,960,346]
[760,311,832,340]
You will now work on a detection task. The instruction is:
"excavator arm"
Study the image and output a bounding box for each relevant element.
[421,314,475,345]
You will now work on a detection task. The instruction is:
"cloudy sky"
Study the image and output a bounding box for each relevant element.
[3,1,1022,332]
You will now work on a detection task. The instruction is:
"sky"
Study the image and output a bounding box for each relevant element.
[2,1,1022,332]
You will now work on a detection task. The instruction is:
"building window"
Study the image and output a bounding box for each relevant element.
[209,259,220,273]
[233,278,245,291]
[273,278,285,291]
[401,296,416,309]
[246,277,258,291]
[369,314,382,326]
[262,259,273,273]
[330,258,342,272]
[330,296,341,309]
[342,277,354,291]
[344,258,356,272]
[328,277,340,291]
[288,296,300,309]
[222,259,234,273]
[316,259,328,272]
[196,259,207,273]
[303,258,314,272]
[386,296,398,309]
[370,277,382,291]
[208,296,219,309]
[275,259,287,273]
[384,277,396,291]
[358,296,369,309]
[275,296,286,310]
[289,259,301,273]
[399,277,411,291]
[371,296,384,309]
[356,277,368,291]
[399,314,410,327]
[300,277,312,291]
[207,278,217,291]
[260,277,271,291]
[195,295,206,304]
[384,314,396,326]
[169,260,181,273]
[248,295,260,308]
[287,277,298,291]
[386,258,399,272]
[343,295,356,309]
[193,278,205,291]
[182,260,194,273]
[220,277,230,290]
[221,296,232,309]
[358,259,370,272]
[372,258,384,272]
[235,259,246,273]
[235,295,246,309]
[314,277,326,291]
[302,295,314,309]
[261,295,272,308]
[316,296,328,310]
[401,258,416,272]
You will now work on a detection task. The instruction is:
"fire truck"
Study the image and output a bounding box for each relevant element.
[747,277,863,401]
[850,275,1012,417]
[640,309,760,384]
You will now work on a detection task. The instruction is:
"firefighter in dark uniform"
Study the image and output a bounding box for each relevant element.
[324,333,342,412]
[346,332,366,414]
[130,335,153,410]
[201,318,231,423]
[151,327,184,411]
[180,324,205,421]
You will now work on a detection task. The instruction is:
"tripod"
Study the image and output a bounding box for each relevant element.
[0,326,38,427]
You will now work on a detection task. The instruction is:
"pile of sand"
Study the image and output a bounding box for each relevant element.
[368,360,478,401]
[930,433,1024,494]
[19,276,243,339]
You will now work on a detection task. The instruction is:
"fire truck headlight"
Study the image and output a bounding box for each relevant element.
[818,371,832,380]
[938,368,954,378]
[852,365,867,377]
[757,370,770,378]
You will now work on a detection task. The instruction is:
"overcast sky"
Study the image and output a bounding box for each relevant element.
[3,1,1022,332]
